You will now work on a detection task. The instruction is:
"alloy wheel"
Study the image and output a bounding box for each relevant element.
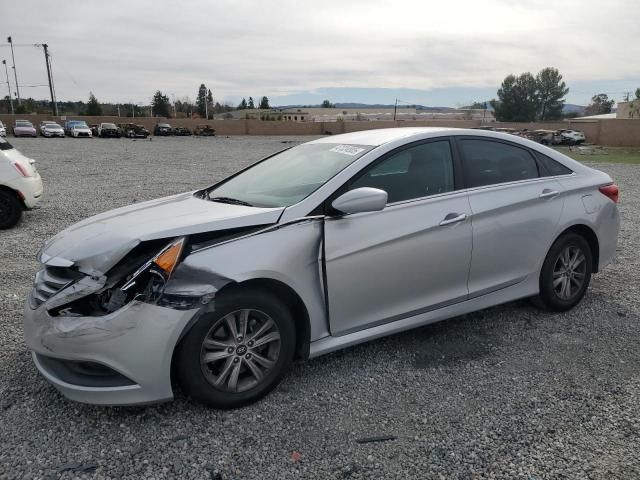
[552,245,586,300]
[200,309,281,393]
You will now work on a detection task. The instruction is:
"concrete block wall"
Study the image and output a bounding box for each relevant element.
[1,114,639,146]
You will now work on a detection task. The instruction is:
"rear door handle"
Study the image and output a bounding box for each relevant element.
[539,189,560,199]
[439,213,468,226]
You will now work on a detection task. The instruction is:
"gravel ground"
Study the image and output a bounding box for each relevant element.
[1,135,639,480]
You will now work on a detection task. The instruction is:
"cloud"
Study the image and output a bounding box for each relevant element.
[0,0,638,105]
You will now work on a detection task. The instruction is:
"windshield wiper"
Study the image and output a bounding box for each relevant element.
[209,196,254,207]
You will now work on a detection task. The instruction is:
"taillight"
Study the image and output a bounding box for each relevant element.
[599,184,619,203]
[12,162,31,177]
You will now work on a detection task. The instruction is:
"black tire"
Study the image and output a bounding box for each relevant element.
[175,288,296,409]
[533,233,592,311]
[0,190,23,229]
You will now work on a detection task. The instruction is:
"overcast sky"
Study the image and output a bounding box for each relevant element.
[1,0,638,107]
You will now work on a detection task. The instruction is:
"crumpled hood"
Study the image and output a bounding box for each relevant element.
[40,192,283,274]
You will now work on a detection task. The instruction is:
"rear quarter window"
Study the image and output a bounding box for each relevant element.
[534,151,573,176]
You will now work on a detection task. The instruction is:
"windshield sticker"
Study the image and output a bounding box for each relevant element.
[330,145,366,156]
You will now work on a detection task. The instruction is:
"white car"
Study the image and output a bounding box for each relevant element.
[0,137,43,228]
[559,130,586,145]
[70,124,92,138]
[39,121,65,138]
[0,121,6,137]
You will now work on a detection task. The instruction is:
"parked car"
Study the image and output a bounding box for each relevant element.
[557,129,586,145]
[153,123,173,136]
[89,124,99,137]
[13,120,37,137]
[525,129,556,145]
[64,120,90,136]
[97,123,121,138]
[70,124,92,138]
[39,121,65,138]
[173,126,192,136]
[193,124,216,136]
[0,136,43,228]
[0,120,6,137]
[23,128,620,409]
[119,123,149,138]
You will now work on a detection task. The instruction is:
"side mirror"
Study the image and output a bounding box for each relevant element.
[331,187,388,215]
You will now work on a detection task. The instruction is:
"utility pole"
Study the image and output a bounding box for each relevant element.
[42,44,58,116]
[2,60,14,114]
[117,104,120,117]
[7,36,20,104]
[393,98,398,121]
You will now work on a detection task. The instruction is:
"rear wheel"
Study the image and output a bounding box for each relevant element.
[533,233,592,311]
[0,190,23,229]
[175,288,295,409]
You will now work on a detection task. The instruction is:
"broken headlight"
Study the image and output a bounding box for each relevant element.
[111,237,186,309]
[51,237,193,317]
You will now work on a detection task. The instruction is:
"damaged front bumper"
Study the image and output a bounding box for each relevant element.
[23,300,199,406]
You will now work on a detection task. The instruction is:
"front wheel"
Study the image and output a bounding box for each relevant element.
[0,190,23,229]
[533,233,592,311]
[175,289,295,409]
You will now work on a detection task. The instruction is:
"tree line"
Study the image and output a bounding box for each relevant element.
[489,67,624,121]
[1,75,638,120]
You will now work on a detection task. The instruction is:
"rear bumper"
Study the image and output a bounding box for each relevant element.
[596,201,620,270]
[23,300,198,405]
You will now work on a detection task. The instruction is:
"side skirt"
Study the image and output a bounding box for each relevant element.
[308,274,538,359]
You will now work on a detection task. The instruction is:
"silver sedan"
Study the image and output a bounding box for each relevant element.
[24,128,620,408]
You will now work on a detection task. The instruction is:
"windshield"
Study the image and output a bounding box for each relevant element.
[69,121,88,128]
[16,121,33,127]
[102,123,117,128]
[208,143,373,207]
[0,137,13,150]
[158,124,171,128]
[45,123,62,128]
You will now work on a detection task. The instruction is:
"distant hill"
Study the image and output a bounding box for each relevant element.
[274,102,426,110]
[274,102,455,112]
[562,104,586,114]
[274,101,586,114]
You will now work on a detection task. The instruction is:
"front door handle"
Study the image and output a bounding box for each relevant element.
[439,213,468,226]
[539,188,560,199]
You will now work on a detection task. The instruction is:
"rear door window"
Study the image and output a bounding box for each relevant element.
[459,139,539,188]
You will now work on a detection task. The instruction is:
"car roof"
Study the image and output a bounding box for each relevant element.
[308,127,456,146]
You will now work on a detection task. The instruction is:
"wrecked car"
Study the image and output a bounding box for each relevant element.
[173,126,192,136]
[119,123,149,139]
[24,128,619,408]
[557,129,586,145]
[98,123,122,138]
[193,124,215,136]
[153,123,173,136]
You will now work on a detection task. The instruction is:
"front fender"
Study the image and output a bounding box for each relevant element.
[171,218,329,341]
